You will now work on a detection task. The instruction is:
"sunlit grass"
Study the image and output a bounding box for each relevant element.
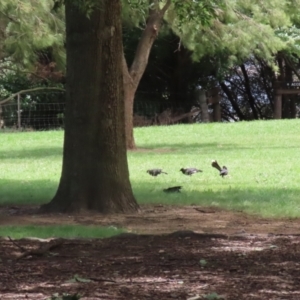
[0,225,123,239]
[1,120,300,217]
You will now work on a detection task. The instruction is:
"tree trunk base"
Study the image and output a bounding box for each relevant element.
[40,196,140,214]
[126,138,137,150]
[39,201,65,213]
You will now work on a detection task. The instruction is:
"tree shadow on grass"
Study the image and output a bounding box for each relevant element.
[132,181,300,218]
[134,142,300,153]
[1,177,300,218]
[0,178,57,205]
[0,147,63,160]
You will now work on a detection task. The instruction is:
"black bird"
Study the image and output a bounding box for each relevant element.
[180,168,203,176]
[211,160,228,177]
[163,186,182,193]
[147,169,168,177]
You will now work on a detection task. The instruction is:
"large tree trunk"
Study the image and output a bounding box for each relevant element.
[124,86,136,149]
[41,1,139,213]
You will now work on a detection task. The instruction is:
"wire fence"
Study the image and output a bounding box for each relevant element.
[0,90,212,131]
[0,102,65,130]
[0,91,66,131]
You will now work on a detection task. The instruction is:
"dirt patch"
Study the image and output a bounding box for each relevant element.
[0,204,299,235]
[1,205,300,299]
[1,232,300,299]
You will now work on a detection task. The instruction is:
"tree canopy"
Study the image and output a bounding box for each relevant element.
[0,0,65,69]
[2,0,300,127]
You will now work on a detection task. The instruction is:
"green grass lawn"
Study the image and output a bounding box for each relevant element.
[1,119,300,218]
[0,225,123,239]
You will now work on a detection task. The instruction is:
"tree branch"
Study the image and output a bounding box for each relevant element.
[127,0,172,87]
[240,64,259,119]
[160,0,172,16]
[0,66,51,82]
[0,87,65,105]
[219,81,245,120]
[16,238,64,260]
[122,51,134,87]
[0,10,19,23]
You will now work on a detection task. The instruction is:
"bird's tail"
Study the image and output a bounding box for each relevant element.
[211,160,222,171]
[162,172,168,174]
[163,186,182,193]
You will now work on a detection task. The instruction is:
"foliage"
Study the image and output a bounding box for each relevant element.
[1,1,300,133]
[275,25,300,57]
[123,0,300,124]
[0,0,65,69]
[63,0,102,18]
[171,0,221,29]
[122,0,150,27]
[164,0,300,72]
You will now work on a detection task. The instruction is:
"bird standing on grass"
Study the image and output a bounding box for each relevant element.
[163,186,182,193]
[180,168,203,176]
[211,160,228,177]
[147,169,168,177]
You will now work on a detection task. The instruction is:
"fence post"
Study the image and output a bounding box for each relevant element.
[17,94,21,129]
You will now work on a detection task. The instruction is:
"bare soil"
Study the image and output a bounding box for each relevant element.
[1,204,300,299]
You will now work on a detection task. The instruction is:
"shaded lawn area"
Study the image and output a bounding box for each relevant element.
[0,224,123,239]
[2,120,300,217]
[1,232,300,300]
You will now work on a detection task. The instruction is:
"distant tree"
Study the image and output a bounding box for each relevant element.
[171,0,300,120]
[122,0,217,148]
[0,0,65,70]
[41,0,139,213]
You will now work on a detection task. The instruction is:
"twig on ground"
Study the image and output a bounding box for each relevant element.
[7,236,27,252]
[16,238,64,260]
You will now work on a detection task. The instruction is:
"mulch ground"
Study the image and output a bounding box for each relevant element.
[1,231,300,300]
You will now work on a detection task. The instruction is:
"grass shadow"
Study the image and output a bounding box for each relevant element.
[1,178,300,218]
[0,147,63,160]
[131,180,300,218]
[134,142,300,152]
[0,178,58,205]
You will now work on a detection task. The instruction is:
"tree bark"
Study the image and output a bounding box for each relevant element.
[282,64,297,119]
[219,82,246,120]
[123,0,171,149]
[196,89,209,122]
[240,64,259,119]
[274,94,282,119]
[123,54,138,150]
[41,1,139,213]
